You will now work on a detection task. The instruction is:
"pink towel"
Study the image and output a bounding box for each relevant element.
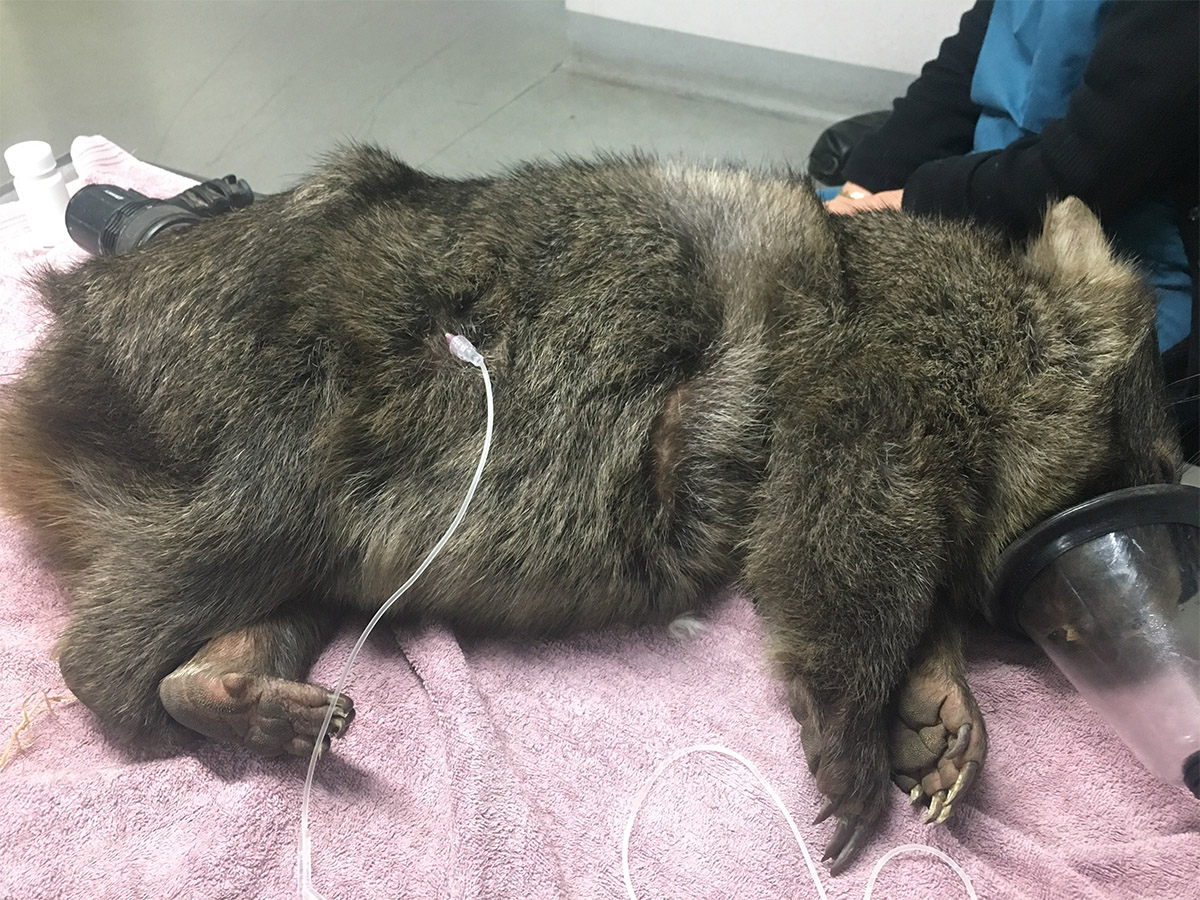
[1,137,1197,900]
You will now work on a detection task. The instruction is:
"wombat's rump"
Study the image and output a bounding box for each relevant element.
[0,146,1180,872]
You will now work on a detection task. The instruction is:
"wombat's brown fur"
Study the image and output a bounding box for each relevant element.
[0,146,1181,872]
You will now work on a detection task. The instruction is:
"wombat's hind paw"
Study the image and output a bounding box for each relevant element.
[159,669,355,757]
[788,683,887,874]
[889,666,986,823]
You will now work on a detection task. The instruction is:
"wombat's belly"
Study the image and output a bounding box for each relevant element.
[328,336,769,636]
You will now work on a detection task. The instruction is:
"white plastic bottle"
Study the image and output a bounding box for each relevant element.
[4,140,70,246]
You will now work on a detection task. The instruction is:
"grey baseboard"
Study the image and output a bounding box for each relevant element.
[565,11,912,125]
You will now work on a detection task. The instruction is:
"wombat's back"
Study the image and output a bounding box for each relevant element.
[2,149,836,634]
[0,147,1178,643]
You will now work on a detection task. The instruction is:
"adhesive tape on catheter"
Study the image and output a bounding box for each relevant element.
[621,745,978,900]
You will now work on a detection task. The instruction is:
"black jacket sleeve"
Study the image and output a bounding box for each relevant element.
[840,1,992,193]
[899,0,1200,239]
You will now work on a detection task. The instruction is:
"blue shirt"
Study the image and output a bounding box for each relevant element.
[971,0,1191,351]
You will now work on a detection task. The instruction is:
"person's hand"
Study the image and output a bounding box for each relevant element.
[824,181,904,215]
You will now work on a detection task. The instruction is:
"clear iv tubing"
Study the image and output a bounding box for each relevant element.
[621,744,978,900]
[297,333,493,900]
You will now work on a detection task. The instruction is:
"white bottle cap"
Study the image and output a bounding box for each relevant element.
[4,140,58,179]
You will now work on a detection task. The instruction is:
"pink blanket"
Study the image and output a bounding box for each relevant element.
[1,137,1197,900]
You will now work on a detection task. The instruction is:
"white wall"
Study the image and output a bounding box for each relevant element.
[565,0,967,74]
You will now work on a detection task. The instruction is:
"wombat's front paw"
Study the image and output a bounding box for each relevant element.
[788,683,890,875]
[159,670,355,758]
[888,666,986,823]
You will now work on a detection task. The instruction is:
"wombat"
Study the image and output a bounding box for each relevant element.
[0,146,1181,873]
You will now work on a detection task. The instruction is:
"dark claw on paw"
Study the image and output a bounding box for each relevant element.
[813,796,838,826]
[945,723,971,760]
[823,814,869,875]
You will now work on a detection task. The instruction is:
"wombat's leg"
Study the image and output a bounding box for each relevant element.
[751,568,941,873]
[889,619,986,823]
[746,444,946,874]
[158,604,352,757]
[56,504,328,751]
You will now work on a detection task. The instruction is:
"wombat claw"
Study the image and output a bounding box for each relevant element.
[813,795,874,874]
[946,723,971,759]
[327,699,355,738]
[913,759,979,824]
[821,812,870,876]
[923,791,947,823]
[813,796,838,825]
[946,759,979,803]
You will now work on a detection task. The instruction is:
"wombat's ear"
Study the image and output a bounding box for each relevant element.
[1024,197,1116,284]
[1023,196,1153,355]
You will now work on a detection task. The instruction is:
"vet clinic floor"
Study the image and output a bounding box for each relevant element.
[1,2,859,193]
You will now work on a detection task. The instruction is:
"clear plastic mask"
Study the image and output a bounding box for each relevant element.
[987,484,1200,798]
